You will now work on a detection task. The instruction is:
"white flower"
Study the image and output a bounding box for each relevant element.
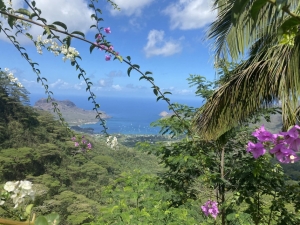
[19,180,32,190]
[37,35,42,42]
[0,200,5,205]
[4,181,18,192]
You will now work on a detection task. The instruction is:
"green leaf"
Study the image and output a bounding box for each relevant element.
[126,56,131,61]
[145,71,152,75]
[30,12,38,19]
[35,216,49,225]
[132,64,140,69]
[127,67,133,77]
[31,1,36,7]
[250,0,268,22]
[71,31,85,38]
[16,8,31,17]
[24,204,34,217]
[90,44,96,53]
[52,21,67,30]
[153,88,158,96]
[43,26,51,35]
[116,55,123,62]
[0,0,6,10]
[64,36,71,48]
[8,15,16,29]
[231,0,250,25]
[44,213,60,225]
[26,32,33,40]
[280,17,300,32]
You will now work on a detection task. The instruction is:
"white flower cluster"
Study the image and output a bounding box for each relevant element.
[16,14,32,31]
[4,1,31,31]
[106,136,118,149]
[0,180,35,208]
[36,35,79,62]
[3,68,23,87]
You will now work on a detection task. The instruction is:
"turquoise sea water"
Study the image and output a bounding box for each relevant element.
[30,94,202,135]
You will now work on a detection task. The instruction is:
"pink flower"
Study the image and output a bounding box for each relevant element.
[270,143,298,163]
[201,200,219,219]
[74,142,79,147]
[99,45,107,51]
[105,55,111,61]
[247,142,266,159]
[97,33,102,39]
[87,143,92,149]
[109,45,114,51]
[280,125,300,151]
[252,125,275,142]
[71,137,76,141]
[104,27,111,34]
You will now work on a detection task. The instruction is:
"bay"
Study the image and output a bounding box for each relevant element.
[30,94,202,135]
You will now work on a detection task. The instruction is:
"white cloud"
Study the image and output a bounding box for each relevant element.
[109,0,154,16]
[50,79,71,89]
[144,30,182,58]
[112,84,122,90]
[163,0,216,30]
[0,0,94,43]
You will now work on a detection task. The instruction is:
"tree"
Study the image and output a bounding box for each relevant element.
[194,0,300,140]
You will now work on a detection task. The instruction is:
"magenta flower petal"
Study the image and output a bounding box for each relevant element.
[105,55,111,61]
[252,125,275,142]
[247,142,266,159]
[104,27,111,34]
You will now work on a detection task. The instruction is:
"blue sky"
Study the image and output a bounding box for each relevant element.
[0,0,217,101]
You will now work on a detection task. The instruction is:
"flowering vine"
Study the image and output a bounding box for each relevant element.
[247,125,300,163]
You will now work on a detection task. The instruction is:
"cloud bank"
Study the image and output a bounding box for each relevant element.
[144,30,182,57]
[163,0,216,30]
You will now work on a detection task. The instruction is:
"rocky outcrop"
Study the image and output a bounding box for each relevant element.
[34,98,110,125]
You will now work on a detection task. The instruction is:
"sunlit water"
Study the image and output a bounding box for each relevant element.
[30,94,202,135]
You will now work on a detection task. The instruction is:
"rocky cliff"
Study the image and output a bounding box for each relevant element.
[34,98,110,126]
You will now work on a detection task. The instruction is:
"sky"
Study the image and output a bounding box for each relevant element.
[0,0,217,102]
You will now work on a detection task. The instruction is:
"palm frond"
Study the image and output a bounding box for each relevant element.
[193,35,300,139]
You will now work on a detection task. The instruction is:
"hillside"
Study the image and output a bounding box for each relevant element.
[34,98,110,126]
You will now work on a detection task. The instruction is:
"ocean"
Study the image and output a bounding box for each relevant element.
[30,94,202,135]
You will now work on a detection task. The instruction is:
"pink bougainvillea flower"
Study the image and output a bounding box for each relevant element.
[247,142,266,159]
[74,142,79,147]
[109,45,114,51]
[87,143,92,149]
[105,55,111,61]
[104,27,111,34]
[270,143,298,163]
[280,125,300,151]
[252,125,275,142]
[201,200,219,219]
[97,33,102,39]
[71,137,76,141]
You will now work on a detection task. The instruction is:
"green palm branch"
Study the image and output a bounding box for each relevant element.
[193,0,300,139]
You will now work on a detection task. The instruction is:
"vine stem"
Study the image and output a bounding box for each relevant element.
[24,0,109,135]
[0,10,194,138]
